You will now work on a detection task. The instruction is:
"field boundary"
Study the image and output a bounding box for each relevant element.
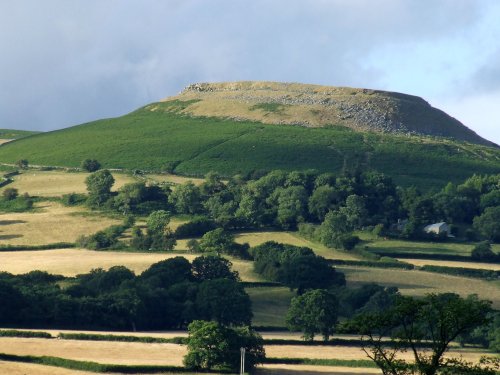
[0,352,229,374]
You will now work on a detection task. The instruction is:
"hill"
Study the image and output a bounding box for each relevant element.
[164,82,496,147]
[0,82,498,189]
[0,129,40,144]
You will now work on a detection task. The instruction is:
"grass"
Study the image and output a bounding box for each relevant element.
[0,201,121,246]
[0,129,39,140]
[1,170,136,197]
[337,266,500,308]
[246,287,295,327]
[234,231,357,260]
[401,258,500,271]
[0,108,497,189]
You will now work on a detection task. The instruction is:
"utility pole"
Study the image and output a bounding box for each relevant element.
[240,347,246,374]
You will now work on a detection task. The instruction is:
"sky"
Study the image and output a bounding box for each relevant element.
[1,0,499,145]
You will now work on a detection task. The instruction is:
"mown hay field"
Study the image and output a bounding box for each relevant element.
[255,364,381,374]
[1,170,136,197]
[0,337,185,366]
[264,344,486,363]
[338,266,500,308]
[0,249,197,276]
[401,258,500,271]
[0,361,97,375]
[234,231,357,260]
[0,338,488,374]
[0,201,121,245]
[145,173,205,186]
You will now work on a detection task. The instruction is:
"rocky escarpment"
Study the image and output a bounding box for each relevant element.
[158,81,496,147]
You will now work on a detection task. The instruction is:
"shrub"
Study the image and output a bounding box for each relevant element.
[174,217,216,238]
[2,188,18,200]
[81,159,101,172]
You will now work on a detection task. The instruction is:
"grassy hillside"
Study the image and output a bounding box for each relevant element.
[0,103,498,188]
[0,129,39,139]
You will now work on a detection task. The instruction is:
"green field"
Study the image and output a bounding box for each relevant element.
[0,105,498,188]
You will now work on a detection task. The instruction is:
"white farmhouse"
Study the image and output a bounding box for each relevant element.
[423,222,450,236]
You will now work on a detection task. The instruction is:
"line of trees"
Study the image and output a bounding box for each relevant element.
[0,256,253,331]
[81,169,500,248]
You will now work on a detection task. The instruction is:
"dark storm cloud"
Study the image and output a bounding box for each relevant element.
[0,0,493,132]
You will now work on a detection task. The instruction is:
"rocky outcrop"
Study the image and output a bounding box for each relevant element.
[159,81,496,147]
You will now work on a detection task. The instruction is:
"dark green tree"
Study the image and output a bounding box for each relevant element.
[473,206,500,242]
[2,188,18,201]
[184,320,265,371]
[199,228,234,255]
[81,159,101,172]
[168,181,201,214]
[85,169,115,207]
[195,279,252,326]
[192,255,239,282]
[286,289,339,341]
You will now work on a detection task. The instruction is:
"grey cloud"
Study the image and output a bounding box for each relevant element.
[0,0,496,131]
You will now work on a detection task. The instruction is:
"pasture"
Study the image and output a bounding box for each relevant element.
[234,231,357,260]
[1,170,136,197]
[338,266,500,308]
[401,258,500,271]
[0,201,121,246]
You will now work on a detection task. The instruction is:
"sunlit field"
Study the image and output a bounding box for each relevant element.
[1,170,136,197]
[0,201,121,245]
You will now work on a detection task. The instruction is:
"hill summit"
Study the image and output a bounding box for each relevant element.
[160,81,494,147]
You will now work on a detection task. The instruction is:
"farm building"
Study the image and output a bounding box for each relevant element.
[423,222,450,236]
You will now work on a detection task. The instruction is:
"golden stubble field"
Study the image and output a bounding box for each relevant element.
[2,171,136,197]
[0,337,487,375]
[0,201,121,246]
[0,249,197,276]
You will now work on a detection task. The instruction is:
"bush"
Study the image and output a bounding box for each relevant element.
[174,217,216,238]
[2,188,18,200]
[337,234,360,250]
[81,159,101,172]
[61,193,86,206]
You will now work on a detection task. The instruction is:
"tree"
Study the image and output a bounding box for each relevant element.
[471,241,499,262]
[350,293,493,375]
[16,159,28,169]
[146,210,171,235]
[168,181,201,214]
[184,320,265,372]
[281,254,345,294]
[81,159,101,172]
[473,206,500,242]
[286,289,339,341]
[195,279,252,326]
[85,169,114,207]
[199,228,234,255]
[318,209,351,247]
[308,185,339,221]
[192,255,239,282]
[2,188,18,200]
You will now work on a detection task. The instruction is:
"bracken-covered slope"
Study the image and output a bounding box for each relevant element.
[0,82,498,189]
[162,81,496,147]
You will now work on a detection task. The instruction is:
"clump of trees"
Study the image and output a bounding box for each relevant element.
[0,188,33,212]
[251,241,345,293]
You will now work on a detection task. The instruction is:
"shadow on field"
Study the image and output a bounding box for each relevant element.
[0,234,23,240]
[0,220,26,225]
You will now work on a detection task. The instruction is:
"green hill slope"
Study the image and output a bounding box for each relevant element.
[0,100,498,189]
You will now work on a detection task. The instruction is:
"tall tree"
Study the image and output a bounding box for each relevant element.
[286,289,339,341]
